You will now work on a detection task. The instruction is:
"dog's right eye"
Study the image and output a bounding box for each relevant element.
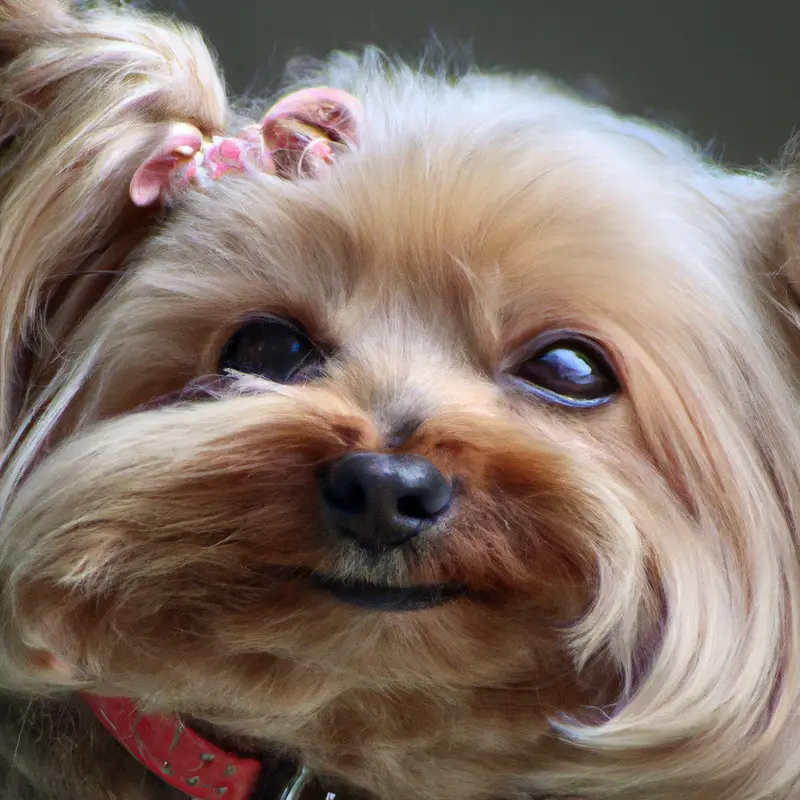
[219,317,323,382]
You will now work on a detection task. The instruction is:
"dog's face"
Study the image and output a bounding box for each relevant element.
[3,13,800,799]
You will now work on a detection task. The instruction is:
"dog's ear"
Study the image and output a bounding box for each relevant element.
[699,167,800,346]
[0,0,227,443]
[731,164,800,370]
[770,177,800,349]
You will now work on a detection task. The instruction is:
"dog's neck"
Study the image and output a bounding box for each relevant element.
[82,693,338,800]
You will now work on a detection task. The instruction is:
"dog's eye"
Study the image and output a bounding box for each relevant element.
[510,334,618,408]
[219,317,322,382]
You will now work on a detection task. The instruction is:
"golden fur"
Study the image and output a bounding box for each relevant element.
[2,2,800,799]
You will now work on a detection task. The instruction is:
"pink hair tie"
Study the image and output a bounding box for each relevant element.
[130,87,363,208]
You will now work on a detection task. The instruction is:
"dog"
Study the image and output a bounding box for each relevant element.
[2,2,800,799]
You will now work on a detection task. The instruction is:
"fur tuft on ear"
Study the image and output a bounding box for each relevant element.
[774,182,800,334]
[0,0,227,444]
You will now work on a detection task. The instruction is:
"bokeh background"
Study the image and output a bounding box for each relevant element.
[149,0,798,167]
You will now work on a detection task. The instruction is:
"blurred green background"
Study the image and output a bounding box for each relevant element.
[150,0,798,167]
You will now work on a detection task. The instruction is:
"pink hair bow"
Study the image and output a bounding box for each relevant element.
[130,87,362,207]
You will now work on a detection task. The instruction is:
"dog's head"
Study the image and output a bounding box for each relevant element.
[3,4,800,799]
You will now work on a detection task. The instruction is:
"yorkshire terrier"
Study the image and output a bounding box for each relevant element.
[1,2,800,800]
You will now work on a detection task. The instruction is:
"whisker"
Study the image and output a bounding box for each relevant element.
[11,699,34,767]
[44,270,127,282]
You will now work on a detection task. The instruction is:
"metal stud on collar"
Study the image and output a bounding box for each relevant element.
[281,767,313,800]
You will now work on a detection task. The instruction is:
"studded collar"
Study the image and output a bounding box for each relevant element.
[82,693,335,800]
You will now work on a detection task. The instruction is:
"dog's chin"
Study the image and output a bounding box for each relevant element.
[311,574,468,611]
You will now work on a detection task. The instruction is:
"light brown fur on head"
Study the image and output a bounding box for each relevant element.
[3,3,800,800]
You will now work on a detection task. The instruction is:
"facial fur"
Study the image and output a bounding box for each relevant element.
[2,3,800,800]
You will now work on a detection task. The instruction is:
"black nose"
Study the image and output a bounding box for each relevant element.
[318,453,453,550]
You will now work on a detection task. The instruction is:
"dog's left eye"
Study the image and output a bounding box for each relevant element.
[219,317,323,382]
[509,334,618,408]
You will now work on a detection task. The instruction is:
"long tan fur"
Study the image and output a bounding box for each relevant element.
[3,2,800,800]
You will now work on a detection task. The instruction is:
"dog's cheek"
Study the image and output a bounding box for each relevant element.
[410,417,605,604]
[0,394,380,686]
[406,412,669,698]
[3,513,319,685]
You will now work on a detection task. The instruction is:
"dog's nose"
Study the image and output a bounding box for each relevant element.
[318,453,453,550]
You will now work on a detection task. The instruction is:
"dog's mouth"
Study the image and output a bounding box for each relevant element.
[310,574,467,611]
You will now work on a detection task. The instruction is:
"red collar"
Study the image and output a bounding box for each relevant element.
[81,693,317,800]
